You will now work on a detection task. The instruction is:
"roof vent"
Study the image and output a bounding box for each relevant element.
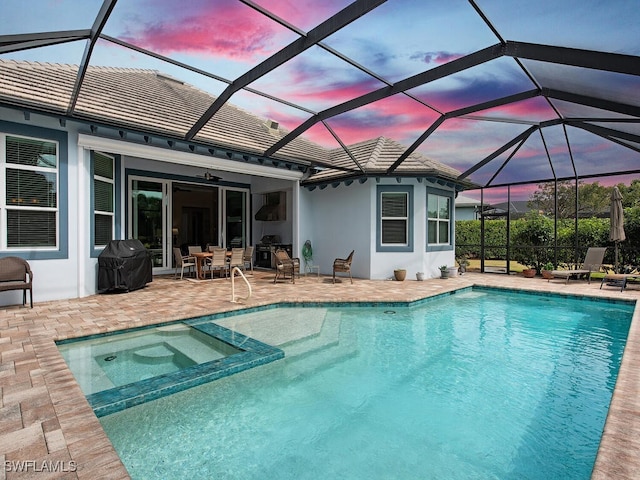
[266,119,279,130]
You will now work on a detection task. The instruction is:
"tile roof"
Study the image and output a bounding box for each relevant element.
[0,60,460,183]
[308,136,461,184]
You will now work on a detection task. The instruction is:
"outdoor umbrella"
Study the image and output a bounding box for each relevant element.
[610,186,626,272]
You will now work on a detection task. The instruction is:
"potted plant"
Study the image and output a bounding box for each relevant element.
[394,269,407,281]
[457,256,469,275]
[522,265,536,278]
[541,262,554,279]
[439,265,449,279]
[416,272,425,281]
[302,240,313,272]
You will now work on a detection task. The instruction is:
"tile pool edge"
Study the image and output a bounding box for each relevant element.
[87,323,283,417]
[67,285,635,419]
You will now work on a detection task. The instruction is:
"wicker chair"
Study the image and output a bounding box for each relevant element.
[0,256,33,307]
[273,249,300,284]
[333,250,354,284]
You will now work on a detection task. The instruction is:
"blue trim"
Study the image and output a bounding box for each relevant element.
[376,185,413,252]
[0,121,68,260]
[426,186,454,253]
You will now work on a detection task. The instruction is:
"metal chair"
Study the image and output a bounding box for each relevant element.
[243,246,254,274]
[208,247,228,279]
[228,248,245,277]
[173,247,196,279]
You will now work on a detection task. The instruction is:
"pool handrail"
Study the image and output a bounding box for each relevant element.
[230,266,252,303]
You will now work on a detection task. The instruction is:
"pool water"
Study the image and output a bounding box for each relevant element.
[58,324,240,395]
[99,289,633,479]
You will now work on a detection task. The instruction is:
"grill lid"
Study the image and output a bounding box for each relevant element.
[259,235,281,244]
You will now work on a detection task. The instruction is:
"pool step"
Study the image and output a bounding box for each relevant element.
[133,344,176,364]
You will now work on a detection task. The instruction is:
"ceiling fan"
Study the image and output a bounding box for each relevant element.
[197,170,222,182]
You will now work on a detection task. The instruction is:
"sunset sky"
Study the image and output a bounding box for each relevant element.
[1,0,639,202]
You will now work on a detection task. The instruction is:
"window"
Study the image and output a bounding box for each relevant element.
[2,134,58,248]
[427,192,451,248]
[93,151,115,247]
[377,185,413,252]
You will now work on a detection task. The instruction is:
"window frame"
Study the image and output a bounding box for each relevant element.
[376,185,413,252]
[0,122,68,259]
[426,187,454,252]
[90,151,121,257]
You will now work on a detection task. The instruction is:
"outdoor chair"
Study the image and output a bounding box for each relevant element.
[0,256,33,308]
[243,246,254,274]
[187,245,202,255]
[550,247,606,284]
[333,250,354,284]
[207,247,228,279]
[173,247,196,279]
[600,268,640,292]
[273,248,300,284]
[228,248,245,277]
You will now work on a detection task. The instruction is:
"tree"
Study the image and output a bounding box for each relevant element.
[528,181,611,218]
[616,179,640,208]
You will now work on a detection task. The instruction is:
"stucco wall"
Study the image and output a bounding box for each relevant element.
[0,108,83,305]
[299,183,371,279]
[299,179,456,281]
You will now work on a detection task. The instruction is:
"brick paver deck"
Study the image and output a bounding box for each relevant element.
[1,271,638,479]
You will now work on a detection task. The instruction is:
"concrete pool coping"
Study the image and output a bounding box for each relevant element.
[1,271,638,479]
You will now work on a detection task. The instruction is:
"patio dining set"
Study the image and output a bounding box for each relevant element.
[173,245,253,281]
[173,245,355,285]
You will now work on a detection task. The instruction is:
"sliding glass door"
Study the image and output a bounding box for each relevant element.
[128,175,249,272]
[129,177,169,269]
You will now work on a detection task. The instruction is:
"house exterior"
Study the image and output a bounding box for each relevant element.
[0,60,468,305]
[454,194,482,221]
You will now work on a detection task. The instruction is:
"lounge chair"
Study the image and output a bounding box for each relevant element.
[333,250,354,284]
[550,247,606,284]
[273,249,299,284]
[600,272,640,292]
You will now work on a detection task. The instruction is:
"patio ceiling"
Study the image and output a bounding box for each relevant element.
[1,0,639,188]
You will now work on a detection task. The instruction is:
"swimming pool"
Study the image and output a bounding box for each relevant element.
[99,288,633,479]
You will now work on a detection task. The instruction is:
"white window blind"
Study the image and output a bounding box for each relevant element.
[3,135,58,248]
[381,192,408,245]
[93,151,115,247]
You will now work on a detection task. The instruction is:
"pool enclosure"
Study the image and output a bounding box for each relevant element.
[0,0,638,299]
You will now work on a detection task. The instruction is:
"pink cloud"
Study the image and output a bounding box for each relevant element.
[120,0,289,62]
[251,0,351,31]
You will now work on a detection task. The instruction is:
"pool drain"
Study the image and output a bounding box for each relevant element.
[104,355,117,362]
[384,310,396,315]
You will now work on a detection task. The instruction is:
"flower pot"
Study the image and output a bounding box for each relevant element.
[522,268,536,278]
[394,269,406,281]
[448,266,458,277]
[542,270,554,280]
[416,272,424,281]
[440,270,449,279]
